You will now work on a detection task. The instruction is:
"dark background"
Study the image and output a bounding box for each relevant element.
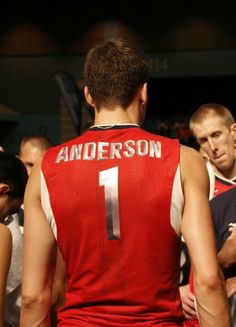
[1,2,236,149]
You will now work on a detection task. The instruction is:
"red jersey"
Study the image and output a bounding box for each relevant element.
[41,125,185,326]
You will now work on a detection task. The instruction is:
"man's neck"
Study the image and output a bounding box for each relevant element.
[213,165,236,181]
[94,104,140,127]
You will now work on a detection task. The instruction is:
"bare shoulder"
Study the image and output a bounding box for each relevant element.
[26,157,43,189]
[180,145,209,185]
[180,144,202,158]
[31,157,43,175]
[180,144,206,167]
[0,223,11,236]
[24,157,43,209]
[0,223,12,243]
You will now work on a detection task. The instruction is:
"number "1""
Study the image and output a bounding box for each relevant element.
[99,166,121,240]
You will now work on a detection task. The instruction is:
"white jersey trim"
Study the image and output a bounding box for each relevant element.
[40,171,57,239]
[170,165,184,236]
[40,165,184,239]
[205,160,215,200]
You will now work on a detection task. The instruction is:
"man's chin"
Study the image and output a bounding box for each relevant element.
[213,158,226,169]
[213,163,228,174]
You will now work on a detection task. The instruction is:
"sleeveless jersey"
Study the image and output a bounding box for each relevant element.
[214,174,236,197]
[210,186,236,279]
[186,162,236,327]
[41,126,185,326]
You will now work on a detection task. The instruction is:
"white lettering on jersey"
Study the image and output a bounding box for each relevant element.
[55,140,161,163]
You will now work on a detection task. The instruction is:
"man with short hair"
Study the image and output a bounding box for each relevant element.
[19,134,52,176]
[20,39,231,327]
[4,135,52,327]
[180,102,236,327]
[189,103,236,195]
[18,134,64,326]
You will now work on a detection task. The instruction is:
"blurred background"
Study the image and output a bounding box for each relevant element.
[1,1,236,151]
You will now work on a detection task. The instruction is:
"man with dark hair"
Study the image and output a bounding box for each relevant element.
[20,39,231,327]
[0,151,28,222]
[0,151,28,327]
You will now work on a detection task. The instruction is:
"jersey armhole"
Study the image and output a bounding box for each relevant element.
[170,165,184,236]
[40,171,58,239]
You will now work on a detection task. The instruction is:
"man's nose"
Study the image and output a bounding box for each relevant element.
[208,138,217,152]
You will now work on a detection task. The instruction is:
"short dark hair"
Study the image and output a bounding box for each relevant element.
[83,38,150,110]
[0,151,28,199]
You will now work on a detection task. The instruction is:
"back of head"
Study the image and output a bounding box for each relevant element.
[189,103,235,136]
[0,151,28,200]
[83,38,150,110]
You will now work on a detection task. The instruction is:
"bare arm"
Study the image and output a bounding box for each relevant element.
[179,240,197,318]
[180,145,231,327]
[51,247,66,310]
[0,224,12,327]
[20,160,57,327]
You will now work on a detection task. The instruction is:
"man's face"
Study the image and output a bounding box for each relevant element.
[20,142,45,176]
[193,115,236,175]
[0,194,22,223]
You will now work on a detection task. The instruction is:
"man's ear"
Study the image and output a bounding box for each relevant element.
[0,183,10,195]
[139,83,148,107]
[231,123,236,140]
[84,86,95,108]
